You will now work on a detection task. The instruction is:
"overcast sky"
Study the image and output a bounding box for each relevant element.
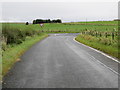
[1,1,118,23]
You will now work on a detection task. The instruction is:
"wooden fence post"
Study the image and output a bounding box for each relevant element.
[96,32,98,37]
[100,32,102,37]
[112,32,114,40]
[105,32,108,38]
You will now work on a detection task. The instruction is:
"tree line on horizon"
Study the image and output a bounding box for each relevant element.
[33,19,62,24]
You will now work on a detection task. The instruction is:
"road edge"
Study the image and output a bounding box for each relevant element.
[2,34,49,78]
[73,37,120,76]
[73,37,120,64]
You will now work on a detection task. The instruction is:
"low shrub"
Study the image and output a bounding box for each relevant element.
[2,23,41,45]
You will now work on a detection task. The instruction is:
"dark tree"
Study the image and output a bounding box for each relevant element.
[47,19,51,23]
[32,19,62,24]
[33,20,36,24]
[26,22,29,25]
[56,19,62,23]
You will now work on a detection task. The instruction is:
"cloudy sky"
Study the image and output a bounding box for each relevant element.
[0,0,119,23]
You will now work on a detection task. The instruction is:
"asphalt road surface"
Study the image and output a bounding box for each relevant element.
[3,33,119,88]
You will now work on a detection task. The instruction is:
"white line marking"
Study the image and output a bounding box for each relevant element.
[96,59,120,75]
[86,51,120,75]
[73,37,120,64]
[73,37,120,75]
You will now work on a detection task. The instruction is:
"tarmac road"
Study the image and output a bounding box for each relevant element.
[3,33,119,88]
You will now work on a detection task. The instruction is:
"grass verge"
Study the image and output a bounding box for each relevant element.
[75,34,118,59]
[1,33,48,78]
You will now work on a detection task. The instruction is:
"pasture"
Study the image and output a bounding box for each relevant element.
[2,21,118,33]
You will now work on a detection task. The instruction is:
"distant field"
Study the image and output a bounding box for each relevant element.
[66,21,118,25]
[2,21,118,33]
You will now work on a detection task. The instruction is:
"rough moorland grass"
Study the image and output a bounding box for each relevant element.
[2,33,48,77]
[75,34,118,59]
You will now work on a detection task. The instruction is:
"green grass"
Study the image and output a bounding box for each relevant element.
[1,33,48,78]
[68,21,118,25]
[2,21,118,33]
[75,34,118,59]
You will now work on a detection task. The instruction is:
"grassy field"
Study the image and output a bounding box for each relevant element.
[2,21,118,33]
[66,21,118,25]
[75,34,118,59]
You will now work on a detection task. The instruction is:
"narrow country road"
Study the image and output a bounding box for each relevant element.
[3,33,119,88]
